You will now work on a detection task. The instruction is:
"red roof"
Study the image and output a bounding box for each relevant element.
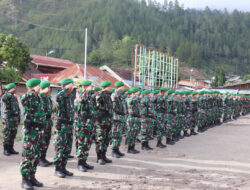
[31,54,74,69]
[51,64,122,88]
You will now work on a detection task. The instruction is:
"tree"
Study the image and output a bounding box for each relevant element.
[0,33,31,85]
[242,74,250,82]
[218,68,226,86]
[88,50,102,66]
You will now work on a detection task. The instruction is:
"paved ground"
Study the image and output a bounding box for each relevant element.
[0,114,250,190]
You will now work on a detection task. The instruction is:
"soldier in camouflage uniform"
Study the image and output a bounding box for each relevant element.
[140,90,154,150]
[54,78,74,178]
[74,80,95,172]
[111,81,126,158]
[153,90,167,148]
[127,87,141,154]
[20,78,46,190]
[2,83,20,156]
[95,81,113,165]
[190,91,199,135]
[38,81,53,167]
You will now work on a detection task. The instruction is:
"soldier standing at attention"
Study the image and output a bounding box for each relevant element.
[54,78,74,178]
[38,81,53,167]
[2,83,20,156]
[20,78,45,190]
[127,87,141,154]
[111,81,126,158]
[74,80,95,172]
[95,81,113,165]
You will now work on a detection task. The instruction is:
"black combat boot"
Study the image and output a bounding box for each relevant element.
[117,148,125,157]
[156,140,166,148]
[128,145,140,154]
[97,152,105,165]
[102,151,112,163]
[62,164,73,176]
[166,138,175,145]
[55,166,66,178]
[3,145,11,156]
[111,149,121,158]
[82,160,94,170]
[9,144,19,154]
[22,175,33,190]
[39,153,51,167]
[77,160,87,172]
[30,173,43,187]
[142,141,153,150]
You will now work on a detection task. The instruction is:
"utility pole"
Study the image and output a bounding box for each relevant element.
[84,28,87,80]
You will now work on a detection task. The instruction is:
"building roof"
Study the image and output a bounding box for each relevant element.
[110,67,132,81]
[51,64,122,88]
[222,81,250,90]
[179,79,211,89]
[31,54,74,69]
[179,67,208,81]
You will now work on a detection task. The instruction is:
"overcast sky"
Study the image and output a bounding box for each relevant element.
[156,0,250,12]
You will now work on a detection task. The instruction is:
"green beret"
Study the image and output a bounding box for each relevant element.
[110,88,115,93]
[186,91,192,95]
[81,80,92,86]
[123,88,129,92]
[143,89,151,95]
[160,87,168,92]
[168,89,175,95]
[26,78,41,87]
[191,91,198,95]
[5,83,16,90]
[94,87,102,91]
[60,78,73,85]
[153,90,160,95]
[127,90,132,94]
[114,81,124,88]
[100,81,112,88]
[40,81,51,89]
[174,91,180,95]
[130,87,139,93]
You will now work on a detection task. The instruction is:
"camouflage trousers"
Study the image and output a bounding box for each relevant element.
[20,127,43,177]
[183,113,192,131]
[156,113,165,141]
[141,116,153,142]
[95,117,112,153]
[41,119,53,156]
[126,116,140,147]
[112,120,124,149]
[2,117,19,146]
[191,112,198,130]
[54,124,73,167]
[197,111,206,129]
[175,114,183,135]
[166,113,174,138]
[76,119,94,162]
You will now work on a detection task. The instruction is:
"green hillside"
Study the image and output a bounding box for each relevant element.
[0,0,249,76]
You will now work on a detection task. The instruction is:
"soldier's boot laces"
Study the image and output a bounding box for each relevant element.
[30,174,43,187]
[55,167,66,178]
[22,175,34,190]
[97,152,106,165]
[62,164,73,176]
[3,145,11,156]
[103,151,112,163]
[117,148,125,157]
[77,161,87,172]
[9,145,19,154]
[112,149,121,158]
[156,140,166,148]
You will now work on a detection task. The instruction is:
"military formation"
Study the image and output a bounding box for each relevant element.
[1,78,250,190]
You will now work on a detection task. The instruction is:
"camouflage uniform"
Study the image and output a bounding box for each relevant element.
[111,89,126,150]
[2,92,20,148]
[20,90,46,177]
[140,96,154,142]
[197,95,206,130]
[54,88,74,168]
[127,95,141,147]
[39,93,53,160]
[190,96,198,132]
[95,90,113,154]
[74,90,95,163]
[166,95,175,139]
[154,95,165,141]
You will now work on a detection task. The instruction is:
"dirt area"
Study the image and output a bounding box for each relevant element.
[0,114,250,190]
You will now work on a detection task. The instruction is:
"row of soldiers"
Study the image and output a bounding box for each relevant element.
[1,79,250,190]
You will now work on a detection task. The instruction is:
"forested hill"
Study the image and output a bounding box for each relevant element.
[0,0,249,76]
